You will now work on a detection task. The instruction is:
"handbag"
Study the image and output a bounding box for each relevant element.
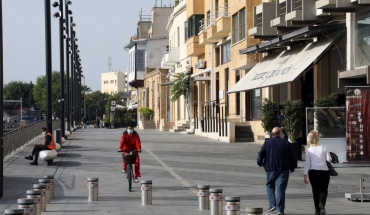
[326,161,338,176]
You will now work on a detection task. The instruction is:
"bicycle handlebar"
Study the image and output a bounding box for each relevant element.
[117,149,141,153]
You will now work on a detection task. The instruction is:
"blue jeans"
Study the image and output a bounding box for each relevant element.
[266,170,289,213]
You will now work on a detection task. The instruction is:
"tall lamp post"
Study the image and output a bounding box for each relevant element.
[65,0,72,133]
[0,0,4,198]
[45,0,53,133]
[53,0,65,138]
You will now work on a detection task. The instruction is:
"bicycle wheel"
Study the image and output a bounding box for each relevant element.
[127,164,132,192]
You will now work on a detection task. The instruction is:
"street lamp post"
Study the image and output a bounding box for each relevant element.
[45,0,53,132]
[0,0,4,198]
[65,0,71,133]
[53,0,65,137]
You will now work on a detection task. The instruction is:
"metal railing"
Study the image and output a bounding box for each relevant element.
[194,101,228,137]
[3,120,61,157]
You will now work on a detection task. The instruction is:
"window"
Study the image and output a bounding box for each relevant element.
[185,15,203,41]
[215,47,220,67]
[355,11,370,67]
[221,41,231,64]
[110,80,114,83]
[239,8,245,40]
[136,49,145,71]
[232,8,246,44]
[252,89,262,119]
[177,27,180,47]
[236,71,241,115]
[232,14,238,43]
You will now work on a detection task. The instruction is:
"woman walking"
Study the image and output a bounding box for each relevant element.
[303,130,332,215]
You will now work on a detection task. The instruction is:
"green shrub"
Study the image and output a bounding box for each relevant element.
[283,100,305,142]
[138,107,154,119]
[261,98,279,136]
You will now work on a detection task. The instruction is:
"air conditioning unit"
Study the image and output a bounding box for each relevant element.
[198,59,205,69]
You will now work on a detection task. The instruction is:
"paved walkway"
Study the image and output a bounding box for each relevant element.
[1,128,370,214]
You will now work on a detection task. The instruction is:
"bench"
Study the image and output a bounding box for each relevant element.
[39,149,58,165]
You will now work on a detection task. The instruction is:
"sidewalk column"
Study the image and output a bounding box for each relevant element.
[17,198,35,215]
[33,184,47,212]
[141,180,152,205]
[245,207,263,215]
[38,179,52,204]
[197,185,210,210]
[225,196,240,215]
[209,188,223,215]
[26,190,42,215]
[87,178,99,201]
[4,209,24,215]
[44,175,55,198]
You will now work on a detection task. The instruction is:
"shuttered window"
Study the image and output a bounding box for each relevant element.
[136,49,145,72]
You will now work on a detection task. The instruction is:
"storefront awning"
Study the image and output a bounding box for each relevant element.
[228,38,333,94]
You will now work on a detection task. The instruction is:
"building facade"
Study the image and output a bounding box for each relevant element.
[128,0,370,146]
[100,71,129,95]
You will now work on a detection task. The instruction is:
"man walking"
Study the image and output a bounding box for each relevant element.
[25,127,56,165]
[257,127,296,215]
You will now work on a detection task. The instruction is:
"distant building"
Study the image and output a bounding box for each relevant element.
[101,71,129,95]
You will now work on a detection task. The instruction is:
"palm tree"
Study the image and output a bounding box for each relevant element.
[170,72,191,120]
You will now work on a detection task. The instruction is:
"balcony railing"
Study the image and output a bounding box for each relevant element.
[199,19,205,33]
[215,3,230,19]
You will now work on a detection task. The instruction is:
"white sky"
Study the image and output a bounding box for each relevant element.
[3,0,172,91]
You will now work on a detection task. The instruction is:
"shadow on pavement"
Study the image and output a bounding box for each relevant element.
[61,145,82,149]
[57,153,82,158]
[54,161,82,167]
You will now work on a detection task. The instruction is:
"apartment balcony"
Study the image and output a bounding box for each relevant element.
[206,14,229,40]
[285,0,317,26]
[198,19,219,45]
[248,2,277,38]
[186,36,205,57]
[160,47,180,69]
[216,4,231,33]
[186,0,204,18]
[128,71,144,88]
[316,0,369,12]
[271,0,290,27]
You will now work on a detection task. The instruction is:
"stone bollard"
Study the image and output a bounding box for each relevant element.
[197,185,210,210]
[141,180,152,205]
[209,188,223,215]
[43,175,55,198]
[26,190,42,215]
[38,179,52,204]
[245,207,263,215]
[17,198,35,215]
[87,178,99,201]
[33,184,47,212]
[4,209,24,215]
[225,197,240,215]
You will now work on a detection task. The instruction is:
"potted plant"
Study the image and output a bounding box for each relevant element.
[138,107,154,120]
[282,99,304,165]
[282,99,305,143]
[261,98,279,138]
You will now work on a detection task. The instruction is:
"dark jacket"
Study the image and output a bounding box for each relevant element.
[257,136,296,172]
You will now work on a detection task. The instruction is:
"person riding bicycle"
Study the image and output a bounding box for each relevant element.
[118,124,142,183]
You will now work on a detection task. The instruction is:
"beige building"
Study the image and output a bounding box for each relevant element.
[135,0,370,147]
[101,71,129,95]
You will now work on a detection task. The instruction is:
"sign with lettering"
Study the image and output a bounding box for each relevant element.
[228,38,333,93]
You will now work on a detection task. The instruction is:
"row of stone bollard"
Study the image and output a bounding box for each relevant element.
[4,175,54,215]
[198,185,263,215]
[86,178,153,206]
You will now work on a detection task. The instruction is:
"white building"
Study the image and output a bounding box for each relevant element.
[101,71,129,95]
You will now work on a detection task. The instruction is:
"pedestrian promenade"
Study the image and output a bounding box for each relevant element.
[1,127,370,214]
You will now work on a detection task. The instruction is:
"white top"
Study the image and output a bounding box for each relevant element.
[304,145,332,175]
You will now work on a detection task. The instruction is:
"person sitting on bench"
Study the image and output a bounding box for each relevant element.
[25,127,56,165]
